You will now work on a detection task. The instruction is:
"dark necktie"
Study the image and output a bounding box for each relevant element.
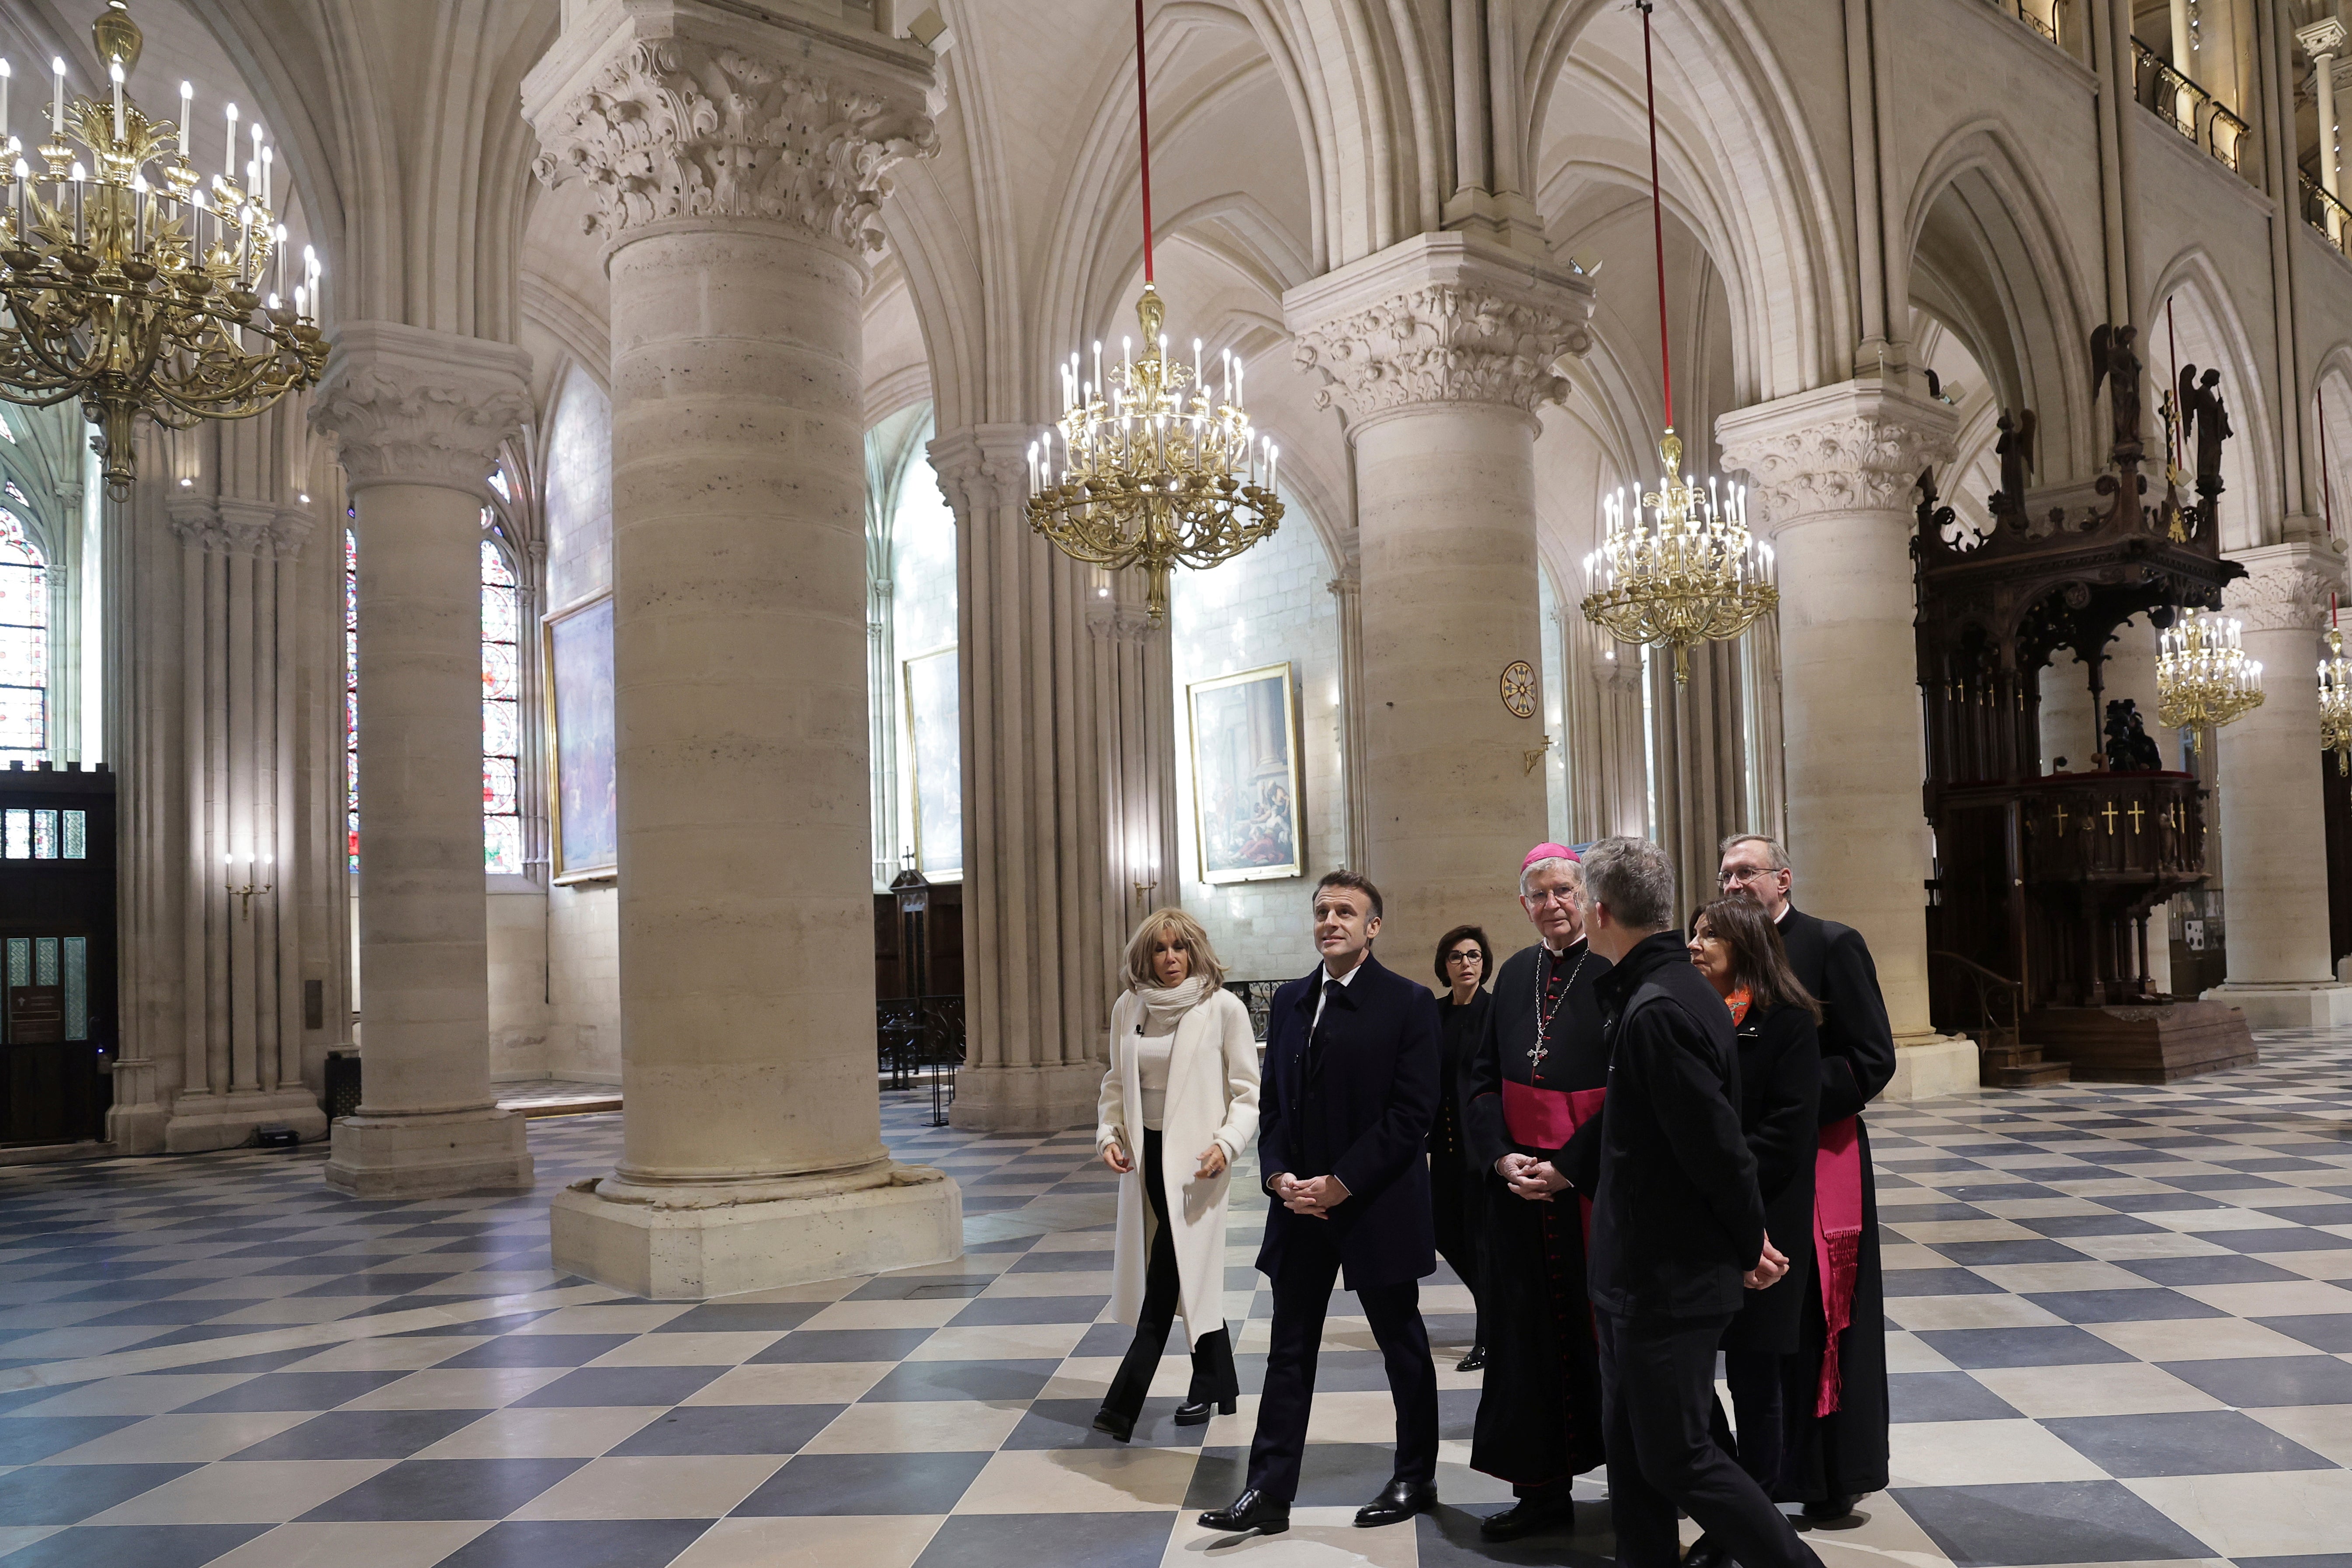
[1308,975,1341,1065]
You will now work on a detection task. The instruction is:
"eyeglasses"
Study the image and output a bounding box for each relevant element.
[1717,865,1775,886]
[1445,951,1483,965]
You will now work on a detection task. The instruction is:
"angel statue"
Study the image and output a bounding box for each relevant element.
[2091,324,2144,458]
[2178,364,2231,493]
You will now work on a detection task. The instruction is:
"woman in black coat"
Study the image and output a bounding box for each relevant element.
[1682,896,1822,1568]
[1431,925,1493,1371]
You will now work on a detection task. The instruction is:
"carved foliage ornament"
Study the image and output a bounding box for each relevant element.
[1718,414,1957,526]
[531,39,938,252]
[1293,284,1591,420]
[2223,559,2334,633]
[310,367,531,496]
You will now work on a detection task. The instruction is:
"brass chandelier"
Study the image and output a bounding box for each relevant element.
[0,2,327,500]
[1025,0,1280,626]
[2156,609,2263,754]
[1580,0,1776,686]
[2321,615,2352,775]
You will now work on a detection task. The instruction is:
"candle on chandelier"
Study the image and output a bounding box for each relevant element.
[305,244,321,322]
[110,59,124,145]
[272,222,285,299]
[251,123,264,203]
[261,143,272,208]
[179,79,191,144]
[223,101,237,185]
[2,59,12,153]
[51,56,64,142]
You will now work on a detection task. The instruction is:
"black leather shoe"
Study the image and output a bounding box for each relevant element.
[1356,1479,1438,1527]
[1683,1531,1733,1568]
[1455,1343,1487,1372]
[1479,1492,1576,1541]
[1173,1395,1237,1426]
[1802,1494,1858,1524]
[1089,1407,1134,1443]
[1199,1489,1289,1535]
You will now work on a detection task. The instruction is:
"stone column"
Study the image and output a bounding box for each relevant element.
[2206,544,2352,1024]
[1287,232,1594,968]
[1719,379,1976,1100]
[931,425,1113,1132]
[1326,544,1371,871]
[2302,19,2346,244]
[1089,589,1179,936]
[526,4,959,1297]
[310,321,534,1197]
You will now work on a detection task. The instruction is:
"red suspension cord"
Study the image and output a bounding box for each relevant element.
[1639,0,1674,431]
[1135,0,1155,283]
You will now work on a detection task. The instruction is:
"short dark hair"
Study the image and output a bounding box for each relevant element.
[1581,836,1675,930]
[1433,925,1493,989]
[1314,868,1383,920]
[1690,896,1821,1021]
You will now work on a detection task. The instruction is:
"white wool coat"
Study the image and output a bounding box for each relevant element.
[1095,987,1261,1346]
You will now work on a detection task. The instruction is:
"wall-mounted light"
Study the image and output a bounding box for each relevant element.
[225,851,274,919]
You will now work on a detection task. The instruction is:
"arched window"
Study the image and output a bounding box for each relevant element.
[344,525,358,872]
[0,507,49,766]
[481,536,522,874]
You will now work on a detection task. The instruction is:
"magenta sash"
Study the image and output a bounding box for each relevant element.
[1503,1082,1606,1239]
[1812,1115,1864,1416]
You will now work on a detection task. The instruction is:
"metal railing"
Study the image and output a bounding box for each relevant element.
[1928,950,2026,1054]
[2133,38,2251,174]
[1985,0,2059,47]
[2303,170,2352,258]
[877,994,965,1125]
[1222,979,1284,1042]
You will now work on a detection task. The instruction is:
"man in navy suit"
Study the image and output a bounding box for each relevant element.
[1198,870,1443,1538]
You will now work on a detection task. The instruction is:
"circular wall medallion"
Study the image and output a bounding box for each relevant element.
[1500,660,1537,718]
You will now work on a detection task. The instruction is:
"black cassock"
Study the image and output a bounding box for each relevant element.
[1773,905,1895,1505]
[1432,990,1491,1343]
[1460,938,1612,1490]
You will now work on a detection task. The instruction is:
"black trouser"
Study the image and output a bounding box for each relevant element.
[1246,1227,1438,1503]
[1596,1310,1823,1568]
[1709,1348,1787,1495]
[1102,1129,1238,1422]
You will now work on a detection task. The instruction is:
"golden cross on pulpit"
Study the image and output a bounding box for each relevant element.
[2053,804,2068,834]
[2128,801,2146,833]
[2100,801,2120,835]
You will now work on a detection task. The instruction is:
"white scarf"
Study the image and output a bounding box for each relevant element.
[1134,974,1211,1031]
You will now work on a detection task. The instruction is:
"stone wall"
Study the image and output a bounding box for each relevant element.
[1169,507,1344,985]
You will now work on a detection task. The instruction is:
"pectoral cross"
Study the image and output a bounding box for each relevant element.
[2101,801,2119,835]
[2053,804,2068,835]
[2128,801,2146,833]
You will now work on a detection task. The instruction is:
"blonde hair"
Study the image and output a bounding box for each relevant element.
[1123,906,1227,991]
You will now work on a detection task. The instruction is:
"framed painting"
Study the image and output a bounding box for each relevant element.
[902,645,963,877]
[1187,662,1303,884]
[543,594,617,883]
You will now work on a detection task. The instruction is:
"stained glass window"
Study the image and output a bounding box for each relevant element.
[482,537,522,874]
[2,480,24,506]
[62,809,83,858]
[0,506,47,765]
[345,526,359,874]
[62,937,87,1040]
[31,809,56,858]
[2,808,26,858]
[0,412,14,443]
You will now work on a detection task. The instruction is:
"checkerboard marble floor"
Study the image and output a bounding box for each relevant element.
[3,1031,2349,1568]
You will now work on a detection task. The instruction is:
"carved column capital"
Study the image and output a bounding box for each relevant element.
[166,496,313,557]
[1716,379,1958,532]
[927,424,1032,517]
[309,322,532,501]
[1085,604,1159,644]
[2300,16,2347,61]
[2224,542,2347,634]
[523,0,938,256]
[1284,232,1595,431]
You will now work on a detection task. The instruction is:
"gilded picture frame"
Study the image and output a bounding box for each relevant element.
[1187,661,1304,885]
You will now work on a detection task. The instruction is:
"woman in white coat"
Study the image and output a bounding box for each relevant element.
[1093,906,1261,1443]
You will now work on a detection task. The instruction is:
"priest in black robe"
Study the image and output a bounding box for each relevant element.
[1718,834,1895,1524]
[1459,843,1613,1542]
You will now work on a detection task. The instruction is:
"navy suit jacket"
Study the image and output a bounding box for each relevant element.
[1255,952,1441,1291]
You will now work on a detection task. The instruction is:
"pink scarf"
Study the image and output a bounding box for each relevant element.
[1812,1114,1864,1416]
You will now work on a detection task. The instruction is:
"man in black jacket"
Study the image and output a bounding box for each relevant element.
[1198,870,1442,1538]
[1578,837,1822,1568]
[1719,833,1895,1521]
